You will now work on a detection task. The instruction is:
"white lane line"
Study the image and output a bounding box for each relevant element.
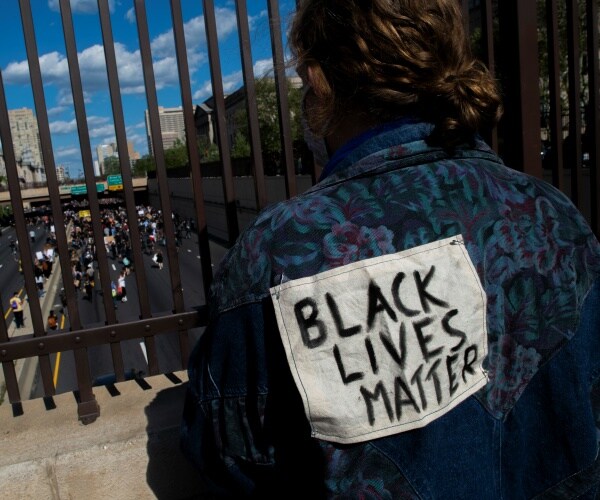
[187,249,191,253]
[139,341,148,363]
[111,264,116,271]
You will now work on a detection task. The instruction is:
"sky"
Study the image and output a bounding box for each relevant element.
[0,0,298,179]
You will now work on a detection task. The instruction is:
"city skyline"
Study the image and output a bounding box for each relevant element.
[0,0,297,179]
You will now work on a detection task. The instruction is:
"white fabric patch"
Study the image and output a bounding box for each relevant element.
[270,235,488,444]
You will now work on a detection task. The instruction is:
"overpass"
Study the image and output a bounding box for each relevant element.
[0,176,148,206]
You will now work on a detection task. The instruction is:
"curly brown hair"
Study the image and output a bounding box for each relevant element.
[290,0,503,149]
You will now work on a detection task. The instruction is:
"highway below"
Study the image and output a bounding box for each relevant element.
[1,223,53,330]
[26,229,214,399]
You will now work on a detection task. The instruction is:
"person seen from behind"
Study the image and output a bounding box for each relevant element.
[181,1,600,497]
[10,291,24,329]
[47,310,58,331]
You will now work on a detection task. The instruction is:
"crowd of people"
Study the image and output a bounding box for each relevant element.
[7,204,195,329]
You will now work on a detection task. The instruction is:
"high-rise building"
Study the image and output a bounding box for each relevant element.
[7,107,45,184]
[145,106,186,155]
[56,165,66,183]
[96,140,139,175]
[96,142,118,175]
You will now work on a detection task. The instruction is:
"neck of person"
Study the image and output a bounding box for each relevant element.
[325,113,380,156]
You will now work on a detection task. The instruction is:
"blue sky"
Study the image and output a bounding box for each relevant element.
[0,0,297,178]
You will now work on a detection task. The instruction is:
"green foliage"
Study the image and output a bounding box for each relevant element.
[233,77,303,171]
[231,131,251,159]
[164,139,189,169]
[536,0,597,132]
[133,154,155,176]
[103,155,120,176]
[198,136,220,162]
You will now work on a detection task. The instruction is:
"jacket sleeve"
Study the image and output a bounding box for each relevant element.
[180,298,329,497]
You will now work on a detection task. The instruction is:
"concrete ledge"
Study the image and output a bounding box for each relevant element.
[0,371,207,499]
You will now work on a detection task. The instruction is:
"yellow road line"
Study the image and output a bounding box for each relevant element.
[4,288,24,320]
[53,315,67,388]
[53,351,62,388]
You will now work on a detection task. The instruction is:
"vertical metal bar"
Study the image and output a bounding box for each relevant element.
[461,0,470,34]
[481,0,498,151]
[498,0,542,176]
[546,0,565,190]
[202,0,239,245]
[267,0,296,199]
[0,304,21,404]
[18,0,84,335]
[1,361,21,405]
[58,0,118,326]
[59,0,124,392]
[566,0,584,208]
[0,67,54,398]
[169,0,213,305]
[586,0,599,235]
[135,0,185,313]
[235,0,267,210]
[97,0,159,374]
[97,0,152,319]
[168,0,207,366]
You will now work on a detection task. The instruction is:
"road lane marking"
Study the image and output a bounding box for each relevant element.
[139,341,148,363]
[112,264,116,271]
[53,352,62,388]
[53,315,66,388]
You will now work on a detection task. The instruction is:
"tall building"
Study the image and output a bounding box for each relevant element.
[96,140,139,175]
[145,106,186,155]
[56,165,66,183]
[7,107,45,184]
[96,142,118,175]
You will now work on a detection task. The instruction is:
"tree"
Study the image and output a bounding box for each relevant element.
[198,136,220,162]
[232,77,303,172]
[164,139,189,169]
[133,155,155,176]
[231,131,251,159]
[103,155,120,176]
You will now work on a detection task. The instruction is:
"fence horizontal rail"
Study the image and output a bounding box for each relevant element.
[0,309,207,363]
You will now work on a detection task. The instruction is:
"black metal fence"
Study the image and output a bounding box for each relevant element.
[0,0,598,423]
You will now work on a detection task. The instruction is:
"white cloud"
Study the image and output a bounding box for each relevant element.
[87,115,110,127]
[89,124,115,139]
[50,115,111,135]
[54,146,81,160]
[48,0,115,14]
[47,106,69,117]
[253,59,275,79]
[125,7,136,23]
[192,59,274,101]
[50,119,77,134]
[150,8,236,71]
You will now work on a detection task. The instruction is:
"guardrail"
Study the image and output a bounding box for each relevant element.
[0,0,598,424]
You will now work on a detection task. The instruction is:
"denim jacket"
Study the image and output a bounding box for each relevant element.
[182,121,600,498]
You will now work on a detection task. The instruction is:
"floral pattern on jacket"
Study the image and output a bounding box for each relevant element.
[209,122,600,420]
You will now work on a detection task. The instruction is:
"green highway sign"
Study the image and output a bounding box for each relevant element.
[70,183,106,195]
[107,174,123,186]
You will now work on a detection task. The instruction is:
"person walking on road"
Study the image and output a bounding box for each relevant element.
[155,250,164,270]
[9,291,24,329]
[47,310,58,331]
[118,269,127,302]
